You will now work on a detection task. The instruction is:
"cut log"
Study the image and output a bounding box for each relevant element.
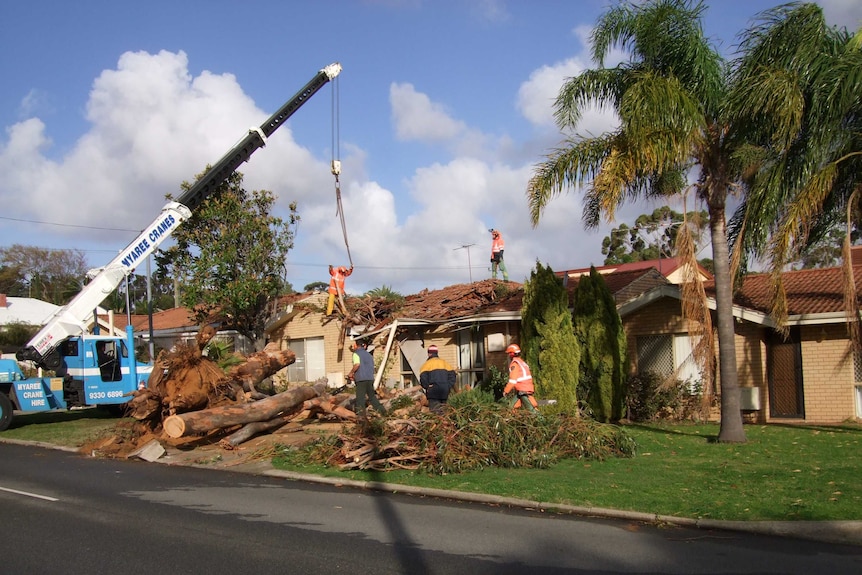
[223,343,296,395]
[218,406,303,449]
[163,383,325,438]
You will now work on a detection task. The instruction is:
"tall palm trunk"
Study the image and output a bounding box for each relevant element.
[708,198,746,443]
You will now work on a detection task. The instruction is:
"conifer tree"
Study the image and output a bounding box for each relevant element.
[572,267,627,422]
[520,262,579,412]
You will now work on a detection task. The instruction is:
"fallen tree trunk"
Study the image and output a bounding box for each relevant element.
[218,407,303,449]
[224,343,296,396]
[163,383,325,438]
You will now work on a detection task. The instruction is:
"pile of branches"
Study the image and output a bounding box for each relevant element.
[294,403,637,474]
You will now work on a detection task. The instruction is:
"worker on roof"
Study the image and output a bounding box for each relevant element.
[489,229,509,281]
[326,264,353,316]
[503,344,538,411]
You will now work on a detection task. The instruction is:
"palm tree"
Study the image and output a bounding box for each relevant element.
[728,4,862,334]
[365,284,405,304]
[527,0,753,442]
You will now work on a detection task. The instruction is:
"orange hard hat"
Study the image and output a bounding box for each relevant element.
[506,344,521,355]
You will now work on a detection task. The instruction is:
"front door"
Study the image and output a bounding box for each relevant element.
[767,328,804,418]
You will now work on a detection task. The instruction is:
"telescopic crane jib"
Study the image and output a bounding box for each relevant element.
[17,63,343,370]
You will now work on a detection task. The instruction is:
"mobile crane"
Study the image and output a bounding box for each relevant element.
[0,62,342,432]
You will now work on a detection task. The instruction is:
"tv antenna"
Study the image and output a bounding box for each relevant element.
[454,243,477,283]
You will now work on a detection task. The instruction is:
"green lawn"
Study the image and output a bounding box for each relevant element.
[273,421,862,522]
[1,408,125,447]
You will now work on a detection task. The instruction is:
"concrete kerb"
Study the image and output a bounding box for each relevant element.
[3,437,861,548]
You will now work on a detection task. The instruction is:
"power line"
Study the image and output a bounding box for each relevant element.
[0,214,139,233]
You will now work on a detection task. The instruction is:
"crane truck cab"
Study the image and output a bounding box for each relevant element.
[0,326,150,432]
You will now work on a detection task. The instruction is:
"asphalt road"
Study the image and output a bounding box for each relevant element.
[1,442,860,574]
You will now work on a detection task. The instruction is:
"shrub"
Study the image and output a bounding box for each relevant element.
[478,364,507,400]
[626,371,693,422]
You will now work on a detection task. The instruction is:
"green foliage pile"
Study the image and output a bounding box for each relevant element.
[290,401,635,475]
[520,262,579,412]
[477,365,507,400]
[572,267,627,422]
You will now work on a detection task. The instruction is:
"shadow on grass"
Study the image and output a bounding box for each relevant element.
[767,421,862,434]
[623,421,719,440]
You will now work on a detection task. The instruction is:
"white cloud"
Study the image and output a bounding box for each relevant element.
[516,26,620,137]
[390,82,466,142]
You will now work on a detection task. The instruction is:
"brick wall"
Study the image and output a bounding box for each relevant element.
[797,324,856,423]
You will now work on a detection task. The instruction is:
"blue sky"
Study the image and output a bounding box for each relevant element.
[1,0,860,296]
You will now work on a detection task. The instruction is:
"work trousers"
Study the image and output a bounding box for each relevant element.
[355,380,386,417]
[492,259,508,281]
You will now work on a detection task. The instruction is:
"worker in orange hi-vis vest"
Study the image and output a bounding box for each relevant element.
[489,229,509,281]
[503,344,538,411]
[326,264,353,316]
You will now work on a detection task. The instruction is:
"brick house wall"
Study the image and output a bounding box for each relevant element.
[798,324,856,423]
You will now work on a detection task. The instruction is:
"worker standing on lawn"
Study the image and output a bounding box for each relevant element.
[503,344,538,411]
[326,264,353,316]
[489,229,509,281]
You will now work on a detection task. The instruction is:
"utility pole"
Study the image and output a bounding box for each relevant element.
[454,243,476,283]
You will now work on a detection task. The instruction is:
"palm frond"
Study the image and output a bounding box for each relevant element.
[527,135,615,227]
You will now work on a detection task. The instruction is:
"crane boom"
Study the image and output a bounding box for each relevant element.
[18,62,342,369]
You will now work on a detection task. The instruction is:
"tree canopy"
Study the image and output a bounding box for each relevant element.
[572,267,627,422]
[156,170,298,346]
[601,206,708,265]
[0,245,88,305]
[728,3,862,332]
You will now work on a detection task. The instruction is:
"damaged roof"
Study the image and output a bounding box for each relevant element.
[395,279,523,321]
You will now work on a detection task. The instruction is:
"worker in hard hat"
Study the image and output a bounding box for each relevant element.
[489,229,509,281]
[326,264,353,316]
[503,344,538,411]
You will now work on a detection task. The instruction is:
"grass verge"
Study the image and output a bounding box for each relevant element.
[1,408,126,447]
[273,421,862,522]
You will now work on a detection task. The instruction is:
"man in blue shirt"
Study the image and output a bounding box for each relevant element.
[347,340,387,418]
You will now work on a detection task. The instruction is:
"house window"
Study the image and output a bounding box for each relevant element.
[854,349,862,382]
[286,337,325,383]
[637,333,702,391]
[456,327,485,389]
[637,334,673,376]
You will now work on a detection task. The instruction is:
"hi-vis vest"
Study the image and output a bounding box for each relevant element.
[329,267,350,294]
[491,235,505,258]
[508,357,534,393]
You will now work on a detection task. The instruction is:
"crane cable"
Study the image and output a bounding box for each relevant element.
[331,74,353,268]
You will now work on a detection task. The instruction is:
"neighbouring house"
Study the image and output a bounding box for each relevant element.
[131,307,254,357]
[617,255,862,423]
[559,256,713,285]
